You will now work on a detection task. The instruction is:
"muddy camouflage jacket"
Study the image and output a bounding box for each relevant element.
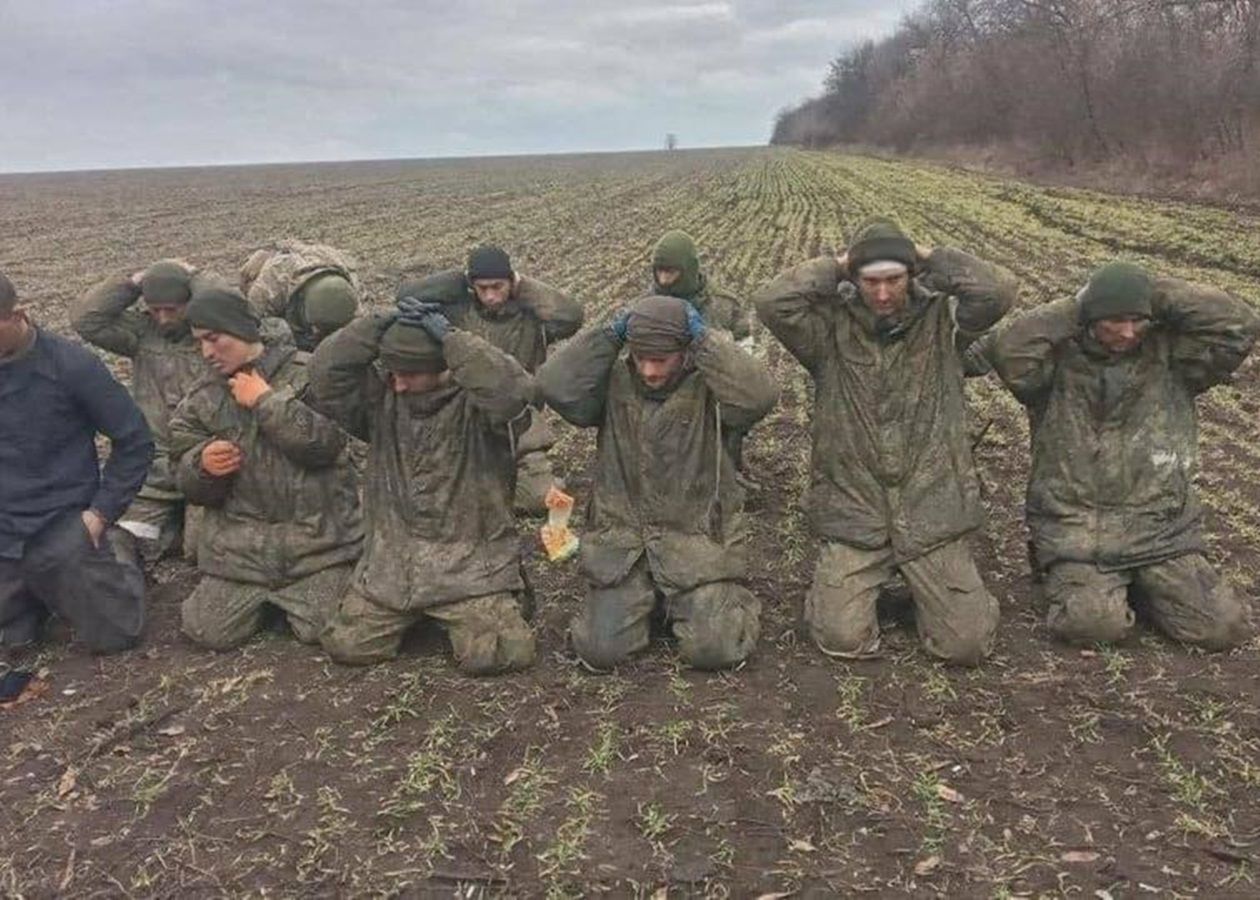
[308,317,533,610]
[241,240,361,351]
[755,248,1017,562]
[654,277,752,345]
[169,343,363,586]
[432,270,584,374]
[73,276,210,499]
[435,271,583,455]
[989,280,1258,571]
[537,326,778,591]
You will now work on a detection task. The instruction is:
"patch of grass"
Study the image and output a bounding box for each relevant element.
[911,767,951,853]
[583,721,620,776]
[835,673,867,728]
[1151,734,1217,811]
[921,668,958,704]
[1098,644,1132,686]
[636,800,675,849]
[496,749,556,853]
[538,787,601,880]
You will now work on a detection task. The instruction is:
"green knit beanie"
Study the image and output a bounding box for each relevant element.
[186,286,261,342]
[1079,262,1153,323]
[846,217,916,275]
[627,294,691,355]
[140,261,193,307]
[652,230,702,299]
[379,321,447,374]
[301,273,358,332]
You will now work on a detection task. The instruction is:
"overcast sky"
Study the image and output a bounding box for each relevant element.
[0,0,914,172]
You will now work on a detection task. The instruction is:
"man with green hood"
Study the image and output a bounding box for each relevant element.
[240,239,361,352]
[73,259,213,562]
[756,218,1017,667]
[651,230,751,346]
[652,230,755,472]
[424,245,584,515]
[309,274,537,673]
[986,262,1257,649]
[537,294,778,671]
[169,286,363,650]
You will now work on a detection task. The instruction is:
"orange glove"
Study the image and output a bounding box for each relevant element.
[201,440,244,477]
[229,369,272,409]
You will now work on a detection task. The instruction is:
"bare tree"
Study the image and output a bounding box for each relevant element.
[665,133,679,151]
[770,0,1260,176]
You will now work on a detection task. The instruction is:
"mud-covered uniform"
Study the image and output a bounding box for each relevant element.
[309,315,537,672]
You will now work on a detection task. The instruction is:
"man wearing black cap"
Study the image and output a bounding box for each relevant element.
[1,271,153,655]
[240,239,361,352]
[537,294,778,671]
[987,262,1258,649]
[428,245,583,515]
[168,286,363,651]
[309,274,537,672]
[756,218,1017,667]
[73,260,213,563]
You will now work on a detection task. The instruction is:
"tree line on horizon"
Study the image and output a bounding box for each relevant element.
[770,0,1260,175]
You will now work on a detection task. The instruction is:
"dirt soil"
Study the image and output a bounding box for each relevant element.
[1,148,1259,898]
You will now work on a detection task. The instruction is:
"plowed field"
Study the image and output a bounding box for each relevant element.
[2,148,1259,897]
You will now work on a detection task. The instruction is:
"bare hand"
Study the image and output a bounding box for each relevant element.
[81,509,107,548]
[129,269,145,287]
[835,252,850,279]
[201,440,244,477]
[229,370,272,409]
[915,244,934,264]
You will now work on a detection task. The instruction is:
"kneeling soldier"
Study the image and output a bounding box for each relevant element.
[170,288,363,649]
[310,276,537,673]
[988,262,1258,650]
[538,294,777,670]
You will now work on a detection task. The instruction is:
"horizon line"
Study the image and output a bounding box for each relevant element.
[0,142,770,178]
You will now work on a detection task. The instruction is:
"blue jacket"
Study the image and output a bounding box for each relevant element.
[0,327,154,558]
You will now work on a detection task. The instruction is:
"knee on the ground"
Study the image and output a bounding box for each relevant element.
[677,594,761,671]
[925,624,993,668]
[181,601,253,652]
[570,621,634,672]
[1176,605,1250,652]
[455,626,536,676]
[83,622,143,655]
[1048,600,1133,646]
[806,613,871,658]
[319,624,397,666]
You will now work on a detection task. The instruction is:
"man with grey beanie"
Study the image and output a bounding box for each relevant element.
[538,293,777,671]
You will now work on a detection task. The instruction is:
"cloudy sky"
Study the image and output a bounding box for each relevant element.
[1,0,914,172]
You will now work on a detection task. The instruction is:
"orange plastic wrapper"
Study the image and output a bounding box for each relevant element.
[540,486,580,562]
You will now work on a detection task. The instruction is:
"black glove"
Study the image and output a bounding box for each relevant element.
[397,295,441,325]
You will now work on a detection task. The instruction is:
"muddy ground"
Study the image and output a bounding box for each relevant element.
[1,148,1259,897]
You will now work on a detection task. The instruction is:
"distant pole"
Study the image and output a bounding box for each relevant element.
[665,133,678,151]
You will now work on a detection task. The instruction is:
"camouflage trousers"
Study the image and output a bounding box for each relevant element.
[571,556,761,672]
[1045,553,1249,651]
[182,564,352,651]
[0,511,144,654]
[805,538,998,667]
[515,450,558,516]
[321,590,535,674]
[116,494,185,565]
